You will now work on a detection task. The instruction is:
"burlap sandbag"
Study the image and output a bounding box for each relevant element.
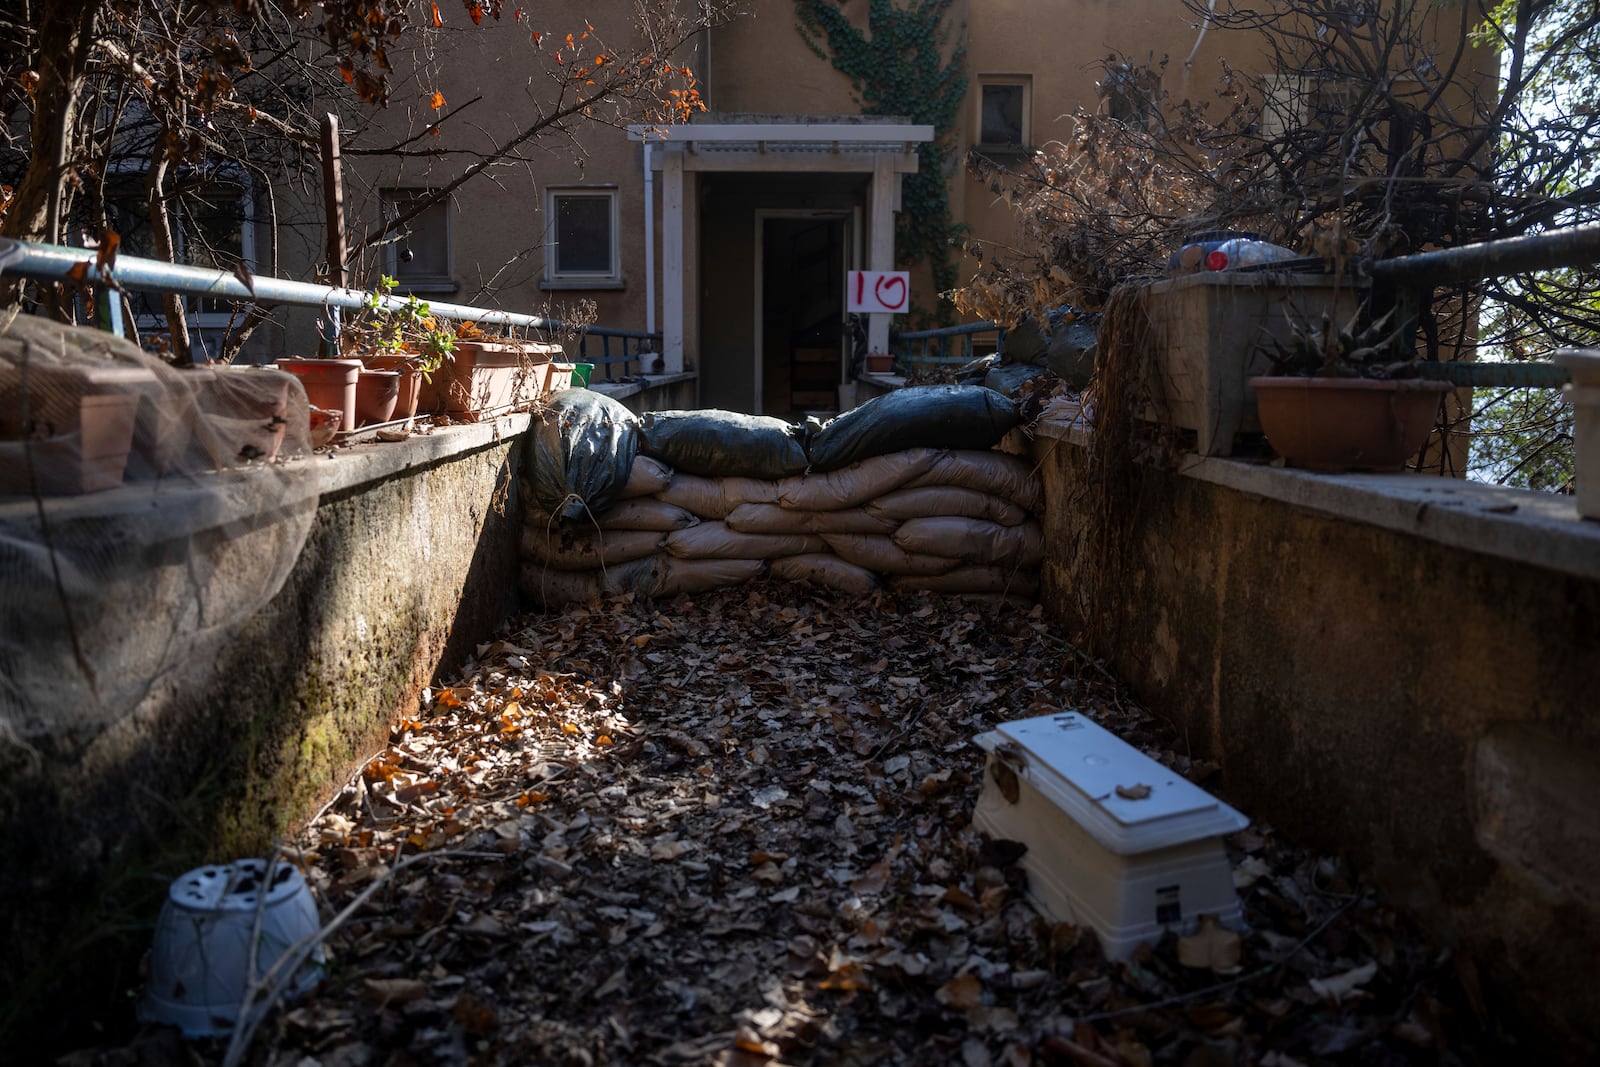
[619,455,675,499]
[655,556,767,596]
[893,517,1044,568]
[771,554,879,597]
[821,534,962,577]
[519,556,662,608]
[655,473,780,520]
[775,448,943,511]
[865,486,1027,527]
[524,498,698,533]
[521,524,665,571]
[724,502,896,536]
[889,566,1039,596]
[905,449,1043,511]
[593,498,700,532]
[664,522,826,560]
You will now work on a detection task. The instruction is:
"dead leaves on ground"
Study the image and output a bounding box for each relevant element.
[247,582,1492,1066]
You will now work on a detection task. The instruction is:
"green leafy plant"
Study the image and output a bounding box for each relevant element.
[347,274,458,379]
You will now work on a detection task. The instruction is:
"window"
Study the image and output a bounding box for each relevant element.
[977,77,1031,149]
[381,190,454,292]
[544,187,621,288]
[105,171,256,357]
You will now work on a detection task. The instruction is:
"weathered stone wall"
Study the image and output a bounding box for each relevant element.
[0,418,530,1055]
[1029,422,1600,1060]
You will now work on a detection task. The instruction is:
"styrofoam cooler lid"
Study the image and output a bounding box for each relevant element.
[977,712,1248,855]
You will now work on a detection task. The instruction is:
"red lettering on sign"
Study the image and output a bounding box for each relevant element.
[874,273,907,312]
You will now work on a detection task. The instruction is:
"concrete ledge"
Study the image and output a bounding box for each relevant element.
[589,371,697,402]
[1029,423,1600,1058]
[1032,413,1600,581]
[589,371,697,413]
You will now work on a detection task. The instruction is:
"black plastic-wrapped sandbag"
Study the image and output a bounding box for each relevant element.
[984,361,1051,395]
[806,385,1020,472]
[529,390,640,520]
[637,409,809,479]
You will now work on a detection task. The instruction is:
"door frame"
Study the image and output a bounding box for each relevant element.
[752,208,859,415]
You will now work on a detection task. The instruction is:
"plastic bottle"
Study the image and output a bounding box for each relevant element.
[1203,238,1298,271]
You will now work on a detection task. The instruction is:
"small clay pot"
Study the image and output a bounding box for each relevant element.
[355,369,401,427]
[364,354,423,420]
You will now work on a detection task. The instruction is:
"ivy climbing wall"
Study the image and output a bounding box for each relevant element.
[795,0,968,324]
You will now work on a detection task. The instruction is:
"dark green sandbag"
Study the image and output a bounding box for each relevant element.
[806,385,1020,473]
[638,409,809,480]
[529,390,640,520]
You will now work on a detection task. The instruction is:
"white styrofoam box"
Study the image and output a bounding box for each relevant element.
[973,711,1248,959]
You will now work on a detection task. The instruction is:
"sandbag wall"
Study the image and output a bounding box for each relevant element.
[519,388,1043,607]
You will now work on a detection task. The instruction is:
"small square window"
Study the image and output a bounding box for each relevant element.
[545,188,621,287]
[979,78,1030,147]
[381,190,454,292]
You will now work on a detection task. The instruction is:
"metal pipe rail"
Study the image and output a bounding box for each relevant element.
[892,320,1006,365]
[0,237,556,332]
[1370,222,1600,289]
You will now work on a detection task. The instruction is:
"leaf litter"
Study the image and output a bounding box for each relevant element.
[152,583,1502,1065]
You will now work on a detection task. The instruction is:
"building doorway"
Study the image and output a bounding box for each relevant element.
[758,213,850,417]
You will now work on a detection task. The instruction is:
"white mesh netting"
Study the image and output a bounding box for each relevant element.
[0,312,315,751]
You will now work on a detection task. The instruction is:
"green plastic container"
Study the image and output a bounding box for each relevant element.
[571,362,594,387]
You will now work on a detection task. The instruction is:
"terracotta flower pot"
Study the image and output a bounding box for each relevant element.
[865,354,895,374]
[363,353,422,420]
[0,392,139,495]
[1249,376,1451,472]
[355,369,401,427]
[417,340,561,420]
[277,358,361,432]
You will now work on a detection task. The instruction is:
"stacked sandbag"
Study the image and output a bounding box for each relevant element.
[521,396,1044,607]
[520,446,1043,607]
[806,386,1019,472]
[528,390,640,520]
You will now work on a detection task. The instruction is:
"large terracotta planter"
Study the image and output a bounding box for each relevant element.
[0,392,139,495]
[189,366,295,465]
[277,358,360,431]
[417,340,560,420]
[1249,376,1451,472]
[363,354,422,420]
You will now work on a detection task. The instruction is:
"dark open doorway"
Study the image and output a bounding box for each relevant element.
[760,215,846,417]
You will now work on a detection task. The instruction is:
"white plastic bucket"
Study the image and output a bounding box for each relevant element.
[139,858,324,1037]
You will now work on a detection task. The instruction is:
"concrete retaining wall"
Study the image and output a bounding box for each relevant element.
[1029,419,1600,1060]
[0,417,531,1053]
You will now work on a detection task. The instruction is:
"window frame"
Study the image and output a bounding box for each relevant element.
[109,166,256,343]
[380,189,457,294]
[975,75,1033,152]
[542,185,623,290]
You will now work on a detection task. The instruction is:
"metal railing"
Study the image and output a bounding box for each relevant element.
[0,237,662,378]
[882,223,1600,387]
[890,321,1006,371]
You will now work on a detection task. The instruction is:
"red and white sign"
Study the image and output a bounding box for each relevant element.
[847,270,911,315]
